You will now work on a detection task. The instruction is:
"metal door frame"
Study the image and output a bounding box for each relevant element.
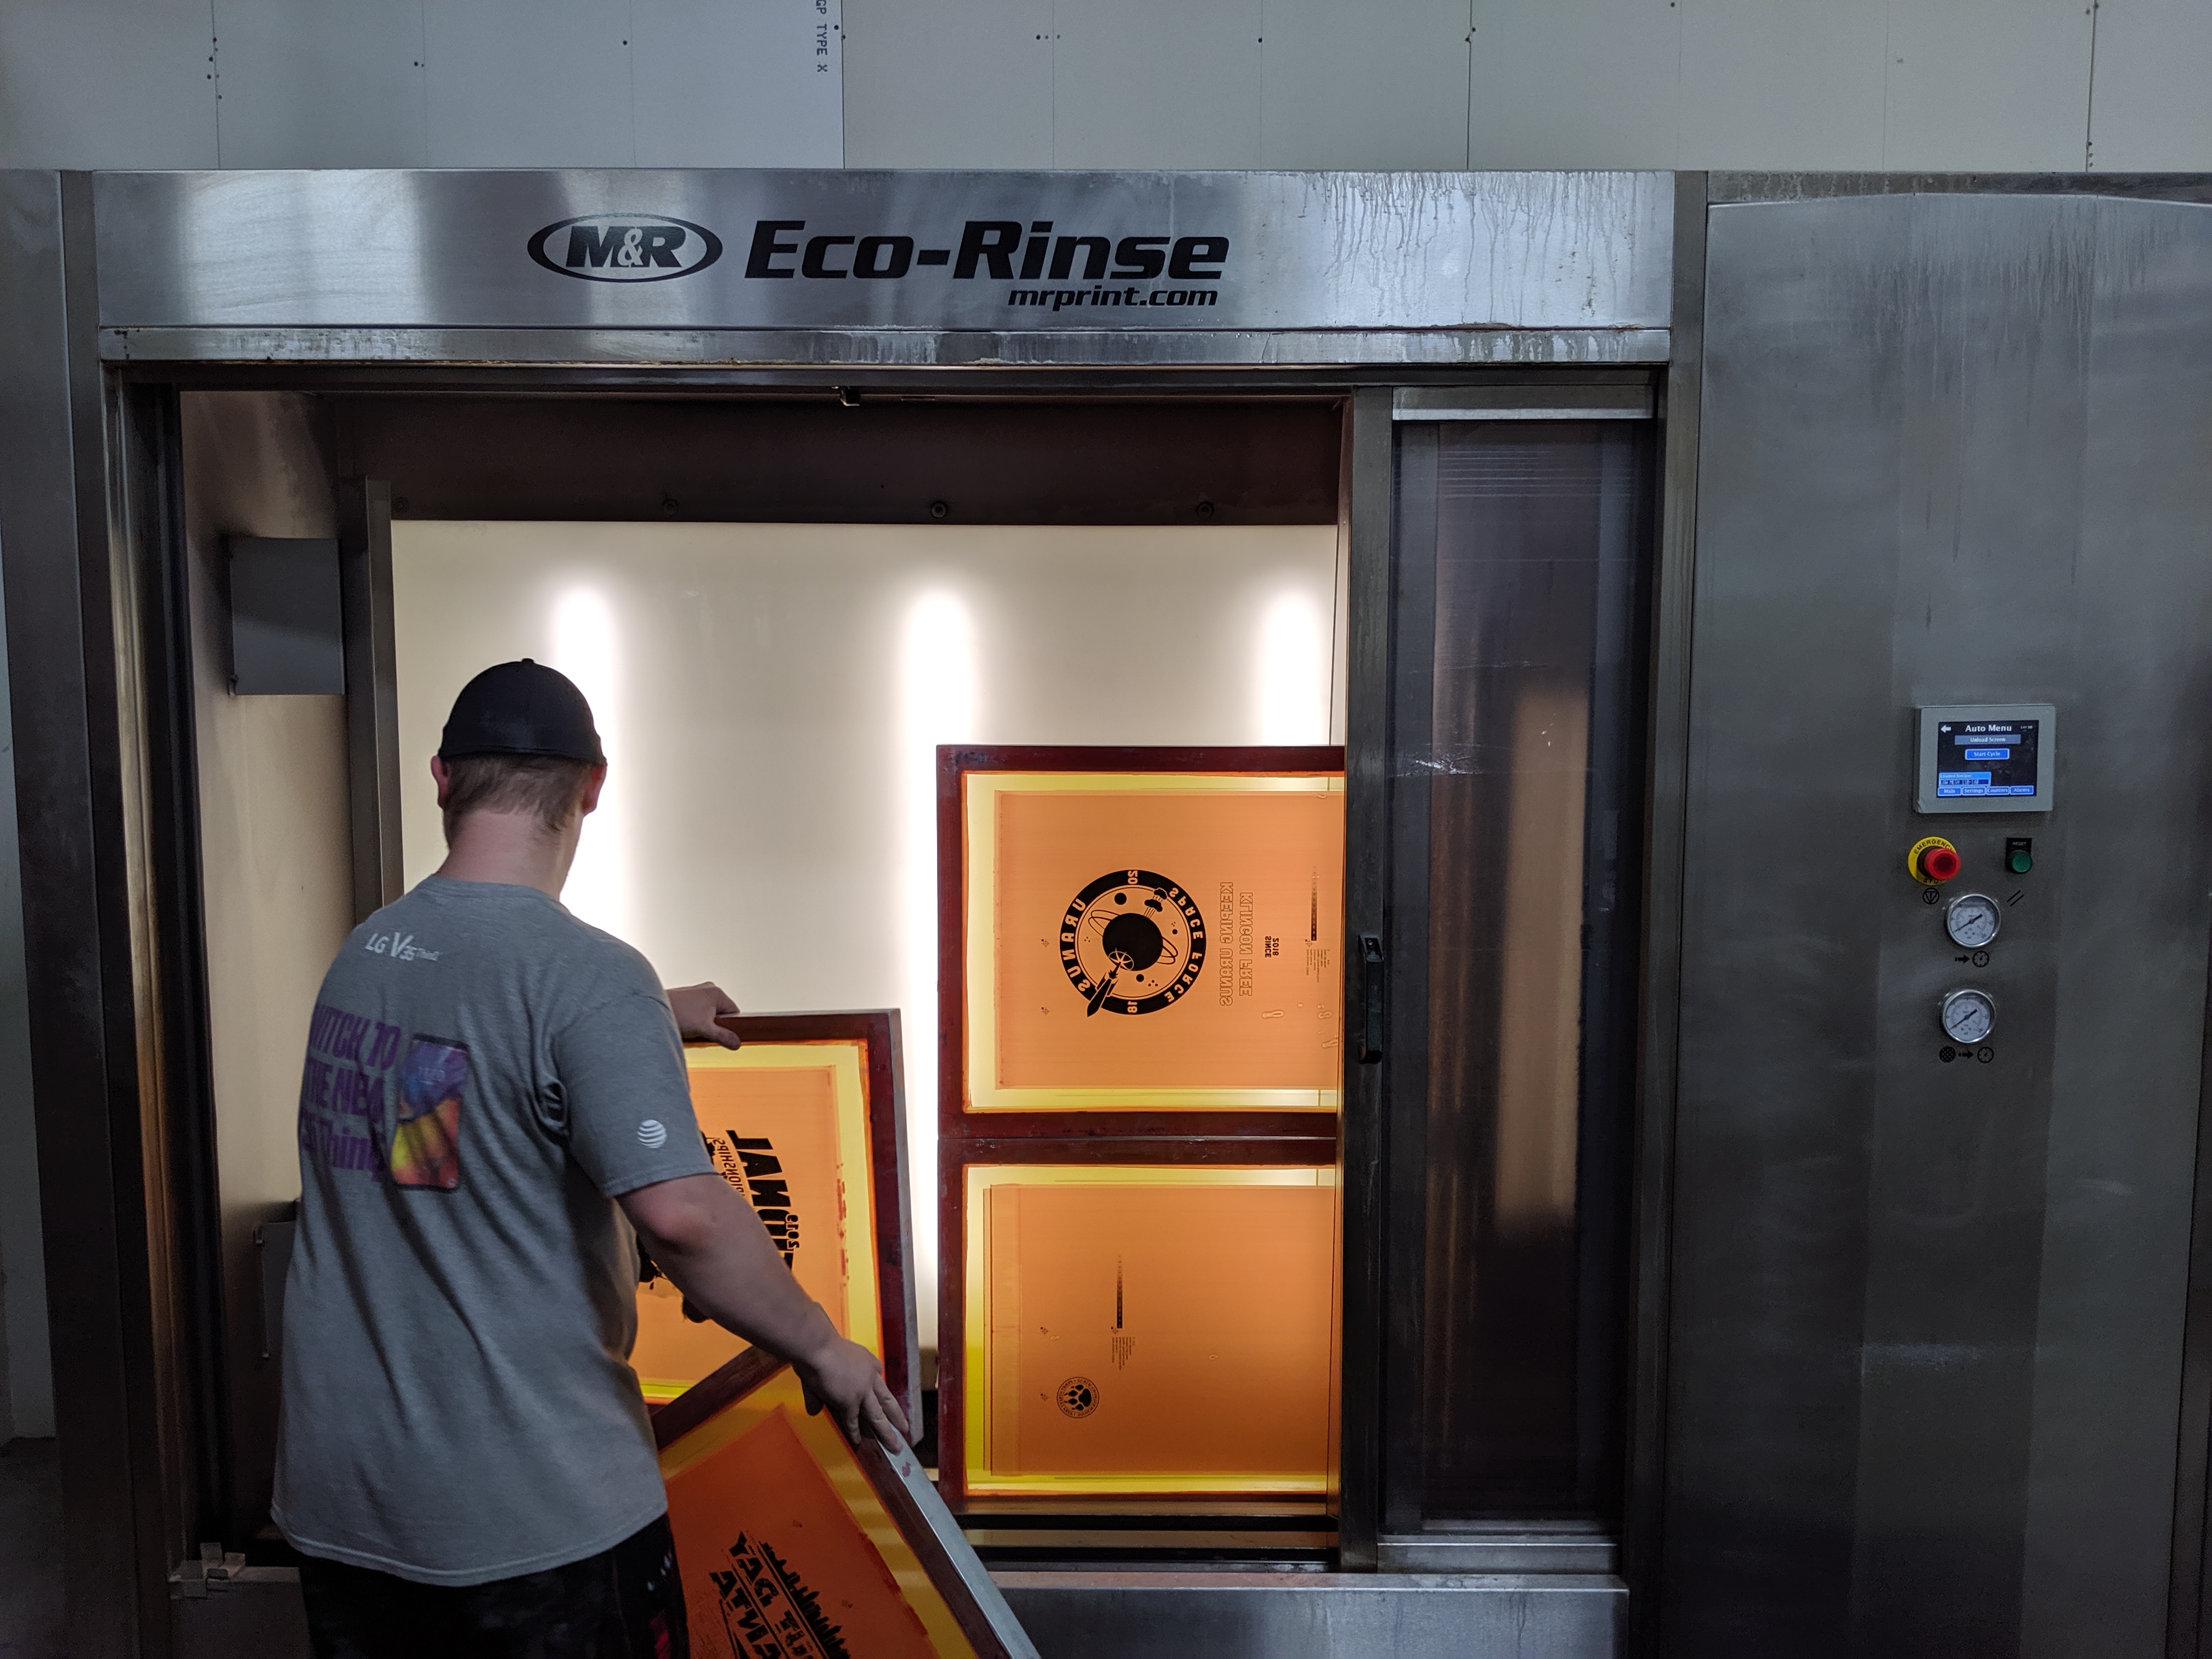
[2,165,1684,1658]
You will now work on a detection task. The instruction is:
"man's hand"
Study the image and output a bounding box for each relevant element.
[666,982,742,1048]
[620,1172,910,1451]
[798,1333,912,1451]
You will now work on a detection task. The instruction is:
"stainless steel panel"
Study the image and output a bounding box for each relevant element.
[0,166,171,1659]
[1668,190,2212,1656]
[101,323,1672,368]
[1626,168,1707,1657]
[1336,387,1396,1571]
[1377,1525,1620,1574]
[91,170,1672,338]
[1392,384,1655,420]
[995,1570,1624,1658]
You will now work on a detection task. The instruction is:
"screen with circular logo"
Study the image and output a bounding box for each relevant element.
[1060,870,1207,1016]
[1056,1376,1100,1419]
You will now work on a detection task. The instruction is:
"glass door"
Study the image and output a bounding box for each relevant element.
[1378,418,1655,1551]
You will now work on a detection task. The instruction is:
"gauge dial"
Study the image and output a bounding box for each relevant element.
[1940,988,1996,1046]
[1944,892,2002,950]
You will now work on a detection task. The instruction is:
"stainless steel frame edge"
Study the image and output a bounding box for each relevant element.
[100,325,1675,370]
[1336,387,1396,1568]
[1,168,188,1659]
[1624,169,1707,1658]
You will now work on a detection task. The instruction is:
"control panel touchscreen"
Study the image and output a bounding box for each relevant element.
[1916,704,2056,814]
[1937,719,2039,798]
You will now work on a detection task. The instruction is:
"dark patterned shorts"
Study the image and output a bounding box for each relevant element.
[300,1514,689,1659]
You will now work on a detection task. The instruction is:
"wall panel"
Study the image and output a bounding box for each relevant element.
[633,0,844,167]
[0,0,217,169]
[1677,0,1886,170]
[2086,0,2212,170]
[1883,0,2092,172]
[424,0,637,167]
[1258,0,1471,170]
[210,0,427,170]
[841,0,1053,169]
[11,0,2212,172]
[1051,0,1265,170]
[1468,0,1680,170]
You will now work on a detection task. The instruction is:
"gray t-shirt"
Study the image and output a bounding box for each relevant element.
[272,876,714,1585]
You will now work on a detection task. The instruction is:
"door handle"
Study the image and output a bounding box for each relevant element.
[1359,933,1386,1064]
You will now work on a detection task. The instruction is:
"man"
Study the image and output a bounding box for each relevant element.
[274,659,905,1658]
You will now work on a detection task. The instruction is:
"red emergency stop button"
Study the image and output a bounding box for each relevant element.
[1909,836,1961,885]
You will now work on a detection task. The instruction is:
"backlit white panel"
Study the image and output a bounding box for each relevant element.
[391,522,1340,1345]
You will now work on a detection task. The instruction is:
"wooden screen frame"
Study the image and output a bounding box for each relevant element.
[936,1136,1340,1511]
[654,1348,1037,1659]
[935,747,1347,1513]
[664,1009,922,1434]
[935,744,1347,1143]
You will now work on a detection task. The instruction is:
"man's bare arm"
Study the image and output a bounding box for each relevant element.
[620,1172,907,1447]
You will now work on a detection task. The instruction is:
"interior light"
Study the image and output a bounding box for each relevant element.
[1257,589,1329,745]
[899,588,978,1344]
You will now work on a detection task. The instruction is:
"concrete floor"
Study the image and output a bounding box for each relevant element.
[0,1440,61,1659]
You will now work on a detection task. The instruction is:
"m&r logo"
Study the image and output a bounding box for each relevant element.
[527,213,724,283]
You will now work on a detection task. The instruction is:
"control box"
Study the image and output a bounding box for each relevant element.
[1915,704,2056,815]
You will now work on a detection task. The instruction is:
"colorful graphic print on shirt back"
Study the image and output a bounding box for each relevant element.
[298,1002,470,1191]
[391,1037,469,1190]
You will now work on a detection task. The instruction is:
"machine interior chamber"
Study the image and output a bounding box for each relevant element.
[164,383,1655,1568]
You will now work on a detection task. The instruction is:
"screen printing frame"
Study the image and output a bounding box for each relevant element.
[935,1136,1341,1513]
[956,1158,1342,1503]
[667,1010,923,1435]
[936,744,1347,1143]
[653,1346,1039,1659]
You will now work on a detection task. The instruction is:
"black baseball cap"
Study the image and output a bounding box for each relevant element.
[438,659,605,764]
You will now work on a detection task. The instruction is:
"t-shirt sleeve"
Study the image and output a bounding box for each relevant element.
[551,989,715,1197]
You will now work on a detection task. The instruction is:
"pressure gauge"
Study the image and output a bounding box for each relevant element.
[1940,988,1996,1046]
[1944,893,2002,950]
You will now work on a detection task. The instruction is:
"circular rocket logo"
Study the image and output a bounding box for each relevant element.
[1060,869,1206,1017]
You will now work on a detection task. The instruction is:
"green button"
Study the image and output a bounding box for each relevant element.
[2008,849,2033,874]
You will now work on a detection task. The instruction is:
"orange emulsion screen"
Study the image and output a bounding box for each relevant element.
[991,788,1344,1092]
[984,1181,1336,1481]
[665,1404,935,1659]
[633,1060,856,1391]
